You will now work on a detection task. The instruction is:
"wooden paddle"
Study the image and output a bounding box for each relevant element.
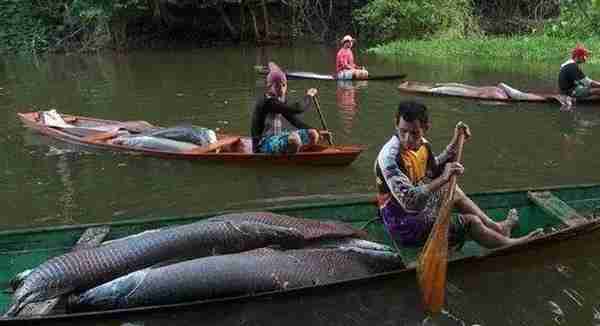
[312,95,334,145]
[416,127,466,315]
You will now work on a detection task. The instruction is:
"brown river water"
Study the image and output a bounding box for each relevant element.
[1,44,600,325]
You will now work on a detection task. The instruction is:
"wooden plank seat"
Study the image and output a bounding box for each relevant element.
[527,191,588,226]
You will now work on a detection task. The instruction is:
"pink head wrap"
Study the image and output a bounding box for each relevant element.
[266,62,287,97]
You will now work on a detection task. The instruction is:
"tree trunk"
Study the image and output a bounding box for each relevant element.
[216,3,239,39]
[249,7,261,41]
[261,0,270,39]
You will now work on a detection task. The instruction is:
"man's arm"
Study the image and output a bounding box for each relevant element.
[377,137,430,213]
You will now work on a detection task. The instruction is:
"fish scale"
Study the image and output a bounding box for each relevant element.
[6,212,364,317]
[69,243,403,312]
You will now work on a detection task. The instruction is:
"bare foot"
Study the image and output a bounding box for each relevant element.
[498,208,519,236]
[508,228,544,246]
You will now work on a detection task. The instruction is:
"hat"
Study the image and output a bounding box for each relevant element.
[572,43,591,60]
[266,62,287,96]
[341,35,355,44]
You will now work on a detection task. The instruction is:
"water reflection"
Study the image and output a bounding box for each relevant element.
[335,80,367,135]
[558,108,600,161]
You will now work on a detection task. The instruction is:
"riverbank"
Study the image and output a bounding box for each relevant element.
[368,36,600,64]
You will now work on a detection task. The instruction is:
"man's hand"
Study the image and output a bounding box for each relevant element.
[306,88,318,97]
[453,121,471,143]
[441,162,465,182]
[319,130,332,136]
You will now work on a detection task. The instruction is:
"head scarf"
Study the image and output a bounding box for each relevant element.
[266,62,287,98]
[572,43,591,61]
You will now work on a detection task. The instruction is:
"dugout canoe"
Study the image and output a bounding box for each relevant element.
[254,65,406,81]
[17,112,364,166]
[2,183,600,323]
[397,81,600,103]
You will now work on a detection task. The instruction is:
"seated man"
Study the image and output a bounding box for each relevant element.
[374,100,542,249]
[336,35,369,80]
[558,43,600,110]
[251,62,321,154]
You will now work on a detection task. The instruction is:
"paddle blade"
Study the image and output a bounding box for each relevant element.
[417,199,452,314]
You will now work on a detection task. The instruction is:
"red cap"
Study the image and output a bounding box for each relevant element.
[572,44,591,61]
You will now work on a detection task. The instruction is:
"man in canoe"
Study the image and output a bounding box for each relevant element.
[336,35,368,80]
[374,100,543,249]
[251,62,322,154]
[558,43,600,110]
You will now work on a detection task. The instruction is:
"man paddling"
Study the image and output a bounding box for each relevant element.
[336,35,368,80]
[558,43,600,110]
[251,62,321,154]
[374,100,542,249]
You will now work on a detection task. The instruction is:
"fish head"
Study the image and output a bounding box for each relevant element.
[68,269,148,312]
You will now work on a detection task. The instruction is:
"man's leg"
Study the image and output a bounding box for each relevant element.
[353,69,369,80]
[461,214,543,248]
[453,186,516,236]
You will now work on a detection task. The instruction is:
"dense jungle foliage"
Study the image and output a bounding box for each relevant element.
[0,0,599,56]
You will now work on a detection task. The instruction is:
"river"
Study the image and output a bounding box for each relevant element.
[1,44,600,325]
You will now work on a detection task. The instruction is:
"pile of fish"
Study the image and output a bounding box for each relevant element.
[5,212,403,316]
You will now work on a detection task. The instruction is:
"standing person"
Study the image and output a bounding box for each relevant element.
[251,62,321,154]
[558,43,600,110]
[335,35,369,80]
[374,100,542,249]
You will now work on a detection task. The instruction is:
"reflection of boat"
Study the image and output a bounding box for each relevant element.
[398,81,600,103]
[2,184,600,321]
[255,65,406,81]
[18,112,365,166]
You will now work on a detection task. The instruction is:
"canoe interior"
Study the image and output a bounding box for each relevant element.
[2,184,600,316]
[18,112,365,165]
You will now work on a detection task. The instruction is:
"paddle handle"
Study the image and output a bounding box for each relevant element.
[444,128,466,202]
[313,95,334,145]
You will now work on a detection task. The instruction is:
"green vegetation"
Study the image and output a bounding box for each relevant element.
[3,0,600,58]
[369,36,600,63]
[354,0,481,42]
[358,0,600,63]
[0,0,149,54]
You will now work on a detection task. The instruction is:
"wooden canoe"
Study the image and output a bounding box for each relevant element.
[1,183,600,323]
[254,65,406,81]
[17,112,365,166]
[397,81,600,103]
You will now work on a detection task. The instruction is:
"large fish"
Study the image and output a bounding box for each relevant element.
[6,212,365,316]
[68,239,404,312]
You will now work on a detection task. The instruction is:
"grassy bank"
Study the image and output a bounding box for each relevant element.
[368,36,600,64]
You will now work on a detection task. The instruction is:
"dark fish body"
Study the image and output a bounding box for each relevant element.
[145,126,216,146]
[7,212,364,316]
[69,240,403,312]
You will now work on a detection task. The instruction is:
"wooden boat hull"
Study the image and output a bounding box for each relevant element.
[1,184,600,323]
[18,112,365,166]
[255,65,406,81]
[397,81,600,103]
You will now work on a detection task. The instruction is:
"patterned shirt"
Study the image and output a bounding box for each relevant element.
[374,135,456,213]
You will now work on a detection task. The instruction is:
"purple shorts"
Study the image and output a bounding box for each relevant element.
[380,199,468,247]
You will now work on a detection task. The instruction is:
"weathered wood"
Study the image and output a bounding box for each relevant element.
[18,112,365,165]
[528,191,587,226]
